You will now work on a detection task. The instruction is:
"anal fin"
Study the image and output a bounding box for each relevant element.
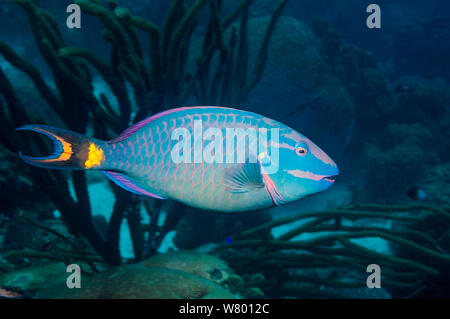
[103,170,166,200]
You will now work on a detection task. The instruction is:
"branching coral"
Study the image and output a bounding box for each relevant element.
[214,204,450,298]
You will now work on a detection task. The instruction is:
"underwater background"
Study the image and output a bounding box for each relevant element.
[0,0,449,299]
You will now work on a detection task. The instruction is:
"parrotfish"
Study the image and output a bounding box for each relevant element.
[17,106,338,212]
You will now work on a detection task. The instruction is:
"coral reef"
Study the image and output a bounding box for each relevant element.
[218,15,354,157]
[173,207,272,249]
[0,262,66,293]
[140,250,255,296]
[420,163,450,204]
[0,0,449,299]
[35,261,238,299]
[310,19,450,203]
[214,204,450,298]
[358,77,450,201]
[0,145,39,216]
[140,250,232,284]
[0,0,288,265]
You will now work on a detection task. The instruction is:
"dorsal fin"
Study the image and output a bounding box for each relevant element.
[108,106,237,144]
[103,170,166,199]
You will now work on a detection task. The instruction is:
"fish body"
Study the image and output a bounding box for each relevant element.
[18,106,338,212]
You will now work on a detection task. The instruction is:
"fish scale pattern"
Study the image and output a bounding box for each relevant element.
[105,107,290,212]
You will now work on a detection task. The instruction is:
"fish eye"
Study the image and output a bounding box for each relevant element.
[295,146,307,156]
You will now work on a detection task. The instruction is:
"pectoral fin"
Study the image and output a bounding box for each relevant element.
[223,162,265,193]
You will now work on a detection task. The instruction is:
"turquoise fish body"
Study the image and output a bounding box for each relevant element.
[17,106,339,213]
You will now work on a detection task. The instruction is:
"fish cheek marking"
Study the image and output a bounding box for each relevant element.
[257,156,286,206]
[285,169,323,181]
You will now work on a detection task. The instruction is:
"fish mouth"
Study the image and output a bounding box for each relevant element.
[322,175,338,183]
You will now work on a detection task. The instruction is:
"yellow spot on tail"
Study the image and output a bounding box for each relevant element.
[85,143,105,169]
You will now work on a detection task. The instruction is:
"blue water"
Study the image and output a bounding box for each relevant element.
[0,0,448,299]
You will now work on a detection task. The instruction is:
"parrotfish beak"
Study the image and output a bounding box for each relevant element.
[320,162,339,185]
[322,172,338,184]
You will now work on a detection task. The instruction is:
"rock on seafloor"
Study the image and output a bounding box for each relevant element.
[0,262,67,292]
[35,264,238,299]
[140,250,232,285]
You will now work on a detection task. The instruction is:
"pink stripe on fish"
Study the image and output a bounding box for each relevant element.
[282,130,303,142]
[284,169,331,181]
[303,137,337,168]
[271,141,295,151]
[262,117,278,126]
[258,157,286,206]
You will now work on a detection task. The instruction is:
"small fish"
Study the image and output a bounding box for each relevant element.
[406,186,428,201]
[394,83,415,93]
[17,107,338,212]
[0,287,26,299]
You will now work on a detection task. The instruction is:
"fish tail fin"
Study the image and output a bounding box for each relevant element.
[16,125,107,170]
